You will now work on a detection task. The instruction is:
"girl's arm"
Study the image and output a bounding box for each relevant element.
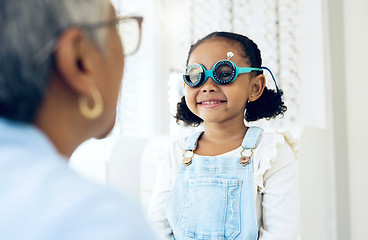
[147,147,176,240]
[259,139,300,240]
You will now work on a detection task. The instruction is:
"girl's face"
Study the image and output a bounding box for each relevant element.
[185,39,256,125]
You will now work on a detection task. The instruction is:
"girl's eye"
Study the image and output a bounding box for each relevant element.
[215,64,233,80]
[218,71,232,80]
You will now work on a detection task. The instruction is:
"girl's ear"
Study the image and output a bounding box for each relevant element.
[248,74,266,102]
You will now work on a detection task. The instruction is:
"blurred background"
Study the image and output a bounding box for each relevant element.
[69,0,368,239]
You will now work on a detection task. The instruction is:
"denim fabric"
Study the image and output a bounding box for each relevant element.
[165,127,263,240]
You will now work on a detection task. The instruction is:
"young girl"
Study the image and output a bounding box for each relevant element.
[148,31,299,240]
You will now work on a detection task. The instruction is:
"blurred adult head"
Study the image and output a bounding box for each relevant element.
[0,0,140,156]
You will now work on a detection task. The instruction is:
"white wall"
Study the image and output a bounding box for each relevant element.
[299,127,337,239]
[318,0,368,239]
[297,0,368,239]
[343,0,368,239]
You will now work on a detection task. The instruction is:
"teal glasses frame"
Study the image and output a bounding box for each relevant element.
[183,60,281,98]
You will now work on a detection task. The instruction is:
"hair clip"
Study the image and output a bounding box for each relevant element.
[227,52,234,60]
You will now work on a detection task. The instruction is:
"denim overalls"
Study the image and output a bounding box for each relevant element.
[165,127,263,240]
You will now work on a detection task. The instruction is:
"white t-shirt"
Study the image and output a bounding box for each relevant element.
[147,130,300,240]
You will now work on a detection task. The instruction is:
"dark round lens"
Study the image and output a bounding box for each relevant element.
[215,65,233,81]
[214,61,235,84]
[185,64,203,86]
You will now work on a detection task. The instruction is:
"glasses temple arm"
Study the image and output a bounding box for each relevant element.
[261,66,282,100]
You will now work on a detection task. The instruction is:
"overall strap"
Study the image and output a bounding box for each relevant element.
[184,131,204,151]
[241,126,264,149]
[184,127,263,151]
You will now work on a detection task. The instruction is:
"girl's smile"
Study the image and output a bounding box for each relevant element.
[197,97,227,109]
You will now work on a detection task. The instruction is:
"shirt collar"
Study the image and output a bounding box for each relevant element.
[0,117,66,161]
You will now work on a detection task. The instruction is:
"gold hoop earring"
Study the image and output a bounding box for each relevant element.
[79,87,103,119]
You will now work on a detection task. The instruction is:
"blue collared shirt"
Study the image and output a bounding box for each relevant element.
[0,118,156,240]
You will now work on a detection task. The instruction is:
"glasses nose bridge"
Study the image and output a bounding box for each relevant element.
[203,68,218,82]
[201,70,218,92]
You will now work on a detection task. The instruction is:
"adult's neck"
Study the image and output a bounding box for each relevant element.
[34,112,84,159]
[33,78,89,159]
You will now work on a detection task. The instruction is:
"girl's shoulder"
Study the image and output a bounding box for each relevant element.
[253,130,299,193]
[145,134,187,169]
[164,129,299,160]
[257,130,299,159]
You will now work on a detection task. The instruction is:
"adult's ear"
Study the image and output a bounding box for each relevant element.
[248,74,266,102]
[53,28,100,97]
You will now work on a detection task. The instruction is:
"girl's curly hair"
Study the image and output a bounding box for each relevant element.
[175,31,287,126]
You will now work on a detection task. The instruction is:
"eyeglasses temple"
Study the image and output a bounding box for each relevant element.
[261,66,282,101]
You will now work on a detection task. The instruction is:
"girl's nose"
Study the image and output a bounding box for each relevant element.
[201,77,218,92]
